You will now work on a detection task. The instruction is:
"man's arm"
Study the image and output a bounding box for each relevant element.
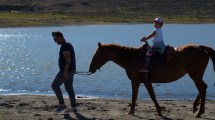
[63,51,71,79]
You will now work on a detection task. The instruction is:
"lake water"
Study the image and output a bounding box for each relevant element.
[0,24,214,100]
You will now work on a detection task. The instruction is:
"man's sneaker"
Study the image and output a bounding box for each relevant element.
[54,104,67,112]
[64,107,77,113]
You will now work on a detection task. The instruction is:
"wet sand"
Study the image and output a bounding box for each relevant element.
[0,95,214,120]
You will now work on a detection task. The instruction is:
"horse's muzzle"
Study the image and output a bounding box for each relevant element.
[89,67,96,73]
[89,67,101,74]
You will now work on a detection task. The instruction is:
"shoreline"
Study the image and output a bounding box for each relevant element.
[1,21,215,28]
[1,93,215,101]
[0,95,214,120]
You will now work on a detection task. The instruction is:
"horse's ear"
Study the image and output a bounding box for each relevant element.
[98,42,103,51]
[98,42,102,47]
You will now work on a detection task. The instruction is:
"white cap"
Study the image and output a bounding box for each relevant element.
[154,17,163,24]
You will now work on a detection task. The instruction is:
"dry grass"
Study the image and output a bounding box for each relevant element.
[0,0,214,27]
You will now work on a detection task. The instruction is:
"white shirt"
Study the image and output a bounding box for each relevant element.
[152,28,164,44]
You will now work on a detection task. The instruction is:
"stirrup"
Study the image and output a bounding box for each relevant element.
[139,68,149,72]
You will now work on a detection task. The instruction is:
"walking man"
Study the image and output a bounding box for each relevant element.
[51,31,77,112]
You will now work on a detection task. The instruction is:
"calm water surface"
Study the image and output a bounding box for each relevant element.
[0,24,214,100]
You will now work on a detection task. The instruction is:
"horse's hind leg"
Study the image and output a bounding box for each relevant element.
[144,81,162,116]
[193,95,200,113]
[188,73,207,118]
[195,81,207,118]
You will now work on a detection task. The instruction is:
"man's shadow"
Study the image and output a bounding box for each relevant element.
[63,113,96,120]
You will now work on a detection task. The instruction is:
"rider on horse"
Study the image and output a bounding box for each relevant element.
[139,17,166,72]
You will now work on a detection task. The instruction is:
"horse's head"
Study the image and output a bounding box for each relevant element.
[89,42,109,73]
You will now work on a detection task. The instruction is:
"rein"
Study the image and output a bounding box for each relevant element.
[75,71,92,75]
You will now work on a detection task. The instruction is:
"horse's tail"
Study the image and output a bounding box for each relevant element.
[199,45,215,72]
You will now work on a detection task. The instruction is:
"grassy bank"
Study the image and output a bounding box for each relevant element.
[0,0,214,27]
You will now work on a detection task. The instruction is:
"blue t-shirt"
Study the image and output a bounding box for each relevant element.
[59,42,76,71]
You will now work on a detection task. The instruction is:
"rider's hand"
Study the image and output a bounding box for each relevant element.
[140,37,146,42]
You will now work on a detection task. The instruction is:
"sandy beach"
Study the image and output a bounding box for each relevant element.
[0,95,214,120]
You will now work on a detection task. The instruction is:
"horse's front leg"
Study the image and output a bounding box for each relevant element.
[125,81,140,115]
[144,81,162,116]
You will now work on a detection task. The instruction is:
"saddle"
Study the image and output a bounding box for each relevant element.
[142,45,178,82]
[151,45,178,64]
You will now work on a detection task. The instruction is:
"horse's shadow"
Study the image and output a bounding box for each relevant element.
[63,114,74,120]
[63,113,95,120]
[132,114,173,120]
[161,116,173,120]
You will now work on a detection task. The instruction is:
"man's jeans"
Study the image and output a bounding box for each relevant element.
[51,71,76,107]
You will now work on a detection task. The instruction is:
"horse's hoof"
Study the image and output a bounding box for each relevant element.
[125,111,134,116]
[195,114,201,118]
[158,113,163,116]
[193,108,198,113]
[157,107,162,116]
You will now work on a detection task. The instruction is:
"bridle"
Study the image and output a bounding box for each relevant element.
[75,52,103,76]
[90,51,104,71]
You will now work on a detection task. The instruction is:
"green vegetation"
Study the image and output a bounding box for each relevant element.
[0,0,214,27]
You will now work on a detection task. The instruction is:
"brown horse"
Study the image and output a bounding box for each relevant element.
[89,42,215,118]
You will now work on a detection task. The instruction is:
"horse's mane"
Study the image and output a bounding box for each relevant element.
[103,44,142,57]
